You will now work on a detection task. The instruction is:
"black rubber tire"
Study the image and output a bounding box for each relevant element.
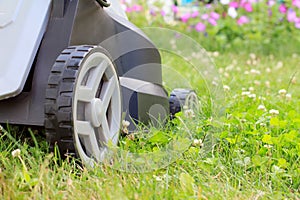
[45,46,93,157]
[169,89,198,118]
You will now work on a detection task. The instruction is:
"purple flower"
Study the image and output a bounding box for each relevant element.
[237,16,249,25]
[268,9,272,17]
[279,4,287,14]
[195,22,206,32]
[150,9,156,16]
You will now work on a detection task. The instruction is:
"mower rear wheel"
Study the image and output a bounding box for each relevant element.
[169,89,198,118]
[45,45,122,166]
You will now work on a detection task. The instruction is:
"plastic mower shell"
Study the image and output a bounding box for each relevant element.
[0,0,198,164]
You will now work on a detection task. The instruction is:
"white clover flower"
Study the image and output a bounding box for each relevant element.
[269,109,279,115]
[246,60,251,65]
[266,68,271,73]
[269,54,274,60]
[254,80,261,86]
[213,51,220,57]
[122,120,130,128]
[250,53,256,60]
[265,81,270,88]
[250,69,261,75]
[286,93,292,101]
[242,91,251,96]
[192,139,203,147]
[278,89,287,96]
[170,39,176,45]
[236,67,241,72]
[248,93,256,99]
[12,149,21,158]
[244,71,249,75]
[223,85,230,91]
[258,96,266,101]
[264,144,273,149]
[260,123,266,127]
[249,87,255,92]
[276,61,283,69]
[212,81,218,86]
[292,53,298,58]
[225,65,234,71]
[184,109,195,118]
[153,175,162,181]
[252,60,258,66]
[257,104,266,111]
[224,72,230,78]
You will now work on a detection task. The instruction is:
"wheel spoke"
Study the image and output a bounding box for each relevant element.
[99,117,110,145]
[77,86,94,102]
[74,121,94,136]
[91,60,108,95]
[101,77,117,111]
[85,132,101,160]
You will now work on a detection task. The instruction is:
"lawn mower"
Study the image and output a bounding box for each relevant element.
[0,0,197,165]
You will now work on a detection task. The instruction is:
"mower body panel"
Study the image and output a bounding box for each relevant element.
[0,0,169,129]
[0,0,51,99]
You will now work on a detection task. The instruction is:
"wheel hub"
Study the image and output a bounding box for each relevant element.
[90,98,104,127]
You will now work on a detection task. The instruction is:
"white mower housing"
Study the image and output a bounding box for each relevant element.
[0,0,51,100]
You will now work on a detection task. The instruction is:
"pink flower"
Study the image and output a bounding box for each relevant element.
[295,22,300,29]
[293,0,300,8]
[161,10,166,16]
[201,14,209,20]
[229,1,239,8]
[125,7,132,13]
[195,22,206,32]
[191,11,199,18]
[210,12,220,20]
[172,5,178,13]
[181,13,191,23]
[208,18,217,26]
[279,4,287,14]
[295,17,300,23]
[237,16,249,25]
[243,2,253,12]
[267,0,276,7]
[132,4,143,12]
[287,9,297,22]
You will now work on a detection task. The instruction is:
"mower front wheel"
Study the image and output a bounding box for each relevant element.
[45,45,122,166]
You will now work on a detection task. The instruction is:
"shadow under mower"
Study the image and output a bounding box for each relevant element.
[0,0,198,165]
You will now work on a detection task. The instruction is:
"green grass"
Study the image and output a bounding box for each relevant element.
[1,12,300,200]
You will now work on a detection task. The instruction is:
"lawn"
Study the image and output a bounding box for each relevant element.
[0,1,300,199]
